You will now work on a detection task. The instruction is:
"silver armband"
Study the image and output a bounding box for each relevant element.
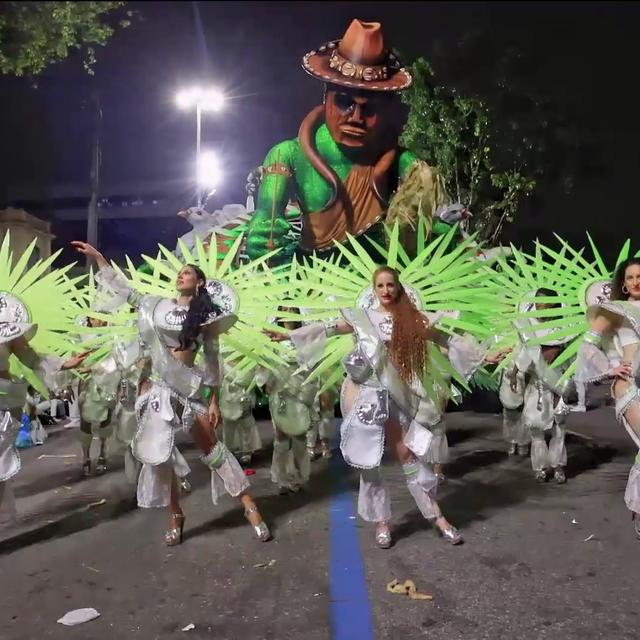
[323,321,338,338]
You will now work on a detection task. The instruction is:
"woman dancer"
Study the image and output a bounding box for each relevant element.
[77,317,119,477]
[268,267,505,548]
[307,388,337,461]
[499,360,529,457]
[72,241,271,545]
[1,301,86,519]
[219,364,261,467]
[512,289,571,483]
[1,235,88,520]
[260,310,317,494]
[577,257,640,537]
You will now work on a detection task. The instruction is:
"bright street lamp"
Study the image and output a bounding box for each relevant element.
[175,85,225,206]
[175,86,225,112]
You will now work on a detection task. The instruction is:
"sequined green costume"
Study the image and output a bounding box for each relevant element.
[245,123,450,263]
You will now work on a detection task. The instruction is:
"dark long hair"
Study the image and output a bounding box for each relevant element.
[611,258,640,301]
[177,264,222,351]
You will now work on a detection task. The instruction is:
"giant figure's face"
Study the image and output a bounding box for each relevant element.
[324,86,400,154]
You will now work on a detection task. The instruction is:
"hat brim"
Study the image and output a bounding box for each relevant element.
[302,45,412,92]
[201,312,238,336]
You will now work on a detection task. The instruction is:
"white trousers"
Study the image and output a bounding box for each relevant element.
[357,459,439,523]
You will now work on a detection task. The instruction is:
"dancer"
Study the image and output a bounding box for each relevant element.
[72,240,271,545]
[219,364,261,467]
[499,359,529,457]
[490,239,599,466]
[259,309,317,494]
[576,257,640,537]
[1,235,87,520]
[512,289,571,483]
[268,265,506,548]
[307,388,337,460]
[111,332,145,484]
[77,317,120,477]
[425,328,458,483]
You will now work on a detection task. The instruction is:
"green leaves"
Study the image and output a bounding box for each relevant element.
[0,2,130,76]
[400,56,536,245]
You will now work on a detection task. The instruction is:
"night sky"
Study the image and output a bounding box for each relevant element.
[0,1,638,264]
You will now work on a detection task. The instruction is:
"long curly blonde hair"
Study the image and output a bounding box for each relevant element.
[373,266,434,385]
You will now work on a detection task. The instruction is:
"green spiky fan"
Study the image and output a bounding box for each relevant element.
[287,220,512,403]
[71,268,138,368]
[490,234,639,383]
[117,234,291,378]
[0,233,85,395]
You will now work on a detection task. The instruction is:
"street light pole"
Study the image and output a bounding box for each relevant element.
[196,102,202,208]
[87,90,102,267]
[175,86,224,208]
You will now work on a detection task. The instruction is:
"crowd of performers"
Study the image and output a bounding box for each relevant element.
[1,222,640,549]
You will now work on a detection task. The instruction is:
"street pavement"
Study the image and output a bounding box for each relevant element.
[0,402,638,640]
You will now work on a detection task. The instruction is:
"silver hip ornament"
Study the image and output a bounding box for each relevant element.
[355,390,389,425]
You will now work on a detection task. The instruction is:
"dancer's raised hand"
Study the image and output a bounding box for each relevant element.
[71,241,108,269]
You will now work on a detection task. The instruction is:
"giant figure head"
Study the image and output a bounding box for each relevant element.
[302,20,412,159]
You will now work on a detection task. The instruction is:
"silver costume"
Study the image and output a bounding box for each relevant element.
[499,361,529,452]
[576,299,640,514]
[257,346,318,491]
[78,353,119,452]
[291,308,486,523]
[219,367,261,461]
[510,341,569,473]
[96,266,250,508]
[0,342,62,521]
[306,385,338,456]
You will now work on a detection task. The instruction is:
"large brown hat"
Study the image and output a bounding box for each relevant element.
[302,19,412,92]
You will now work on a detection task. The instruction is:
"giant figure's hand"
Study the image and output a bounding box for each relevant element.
[245,214,294,260]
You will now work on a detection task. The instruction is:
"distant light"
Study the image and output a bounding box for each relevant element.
[175,86,201,109]
[175,86,224,111]
[197,150,222,189]
[200,88,225,112]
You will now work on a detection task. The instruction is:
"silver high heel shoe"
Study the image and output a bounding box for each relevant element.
[535,469,548,483]
[165,513,185,546]
[95,455,107,475]
[553,467,566,484]
[179,478,192,494]
[245,506,272,542]
[375,523,392,549]
[435,521,463,545]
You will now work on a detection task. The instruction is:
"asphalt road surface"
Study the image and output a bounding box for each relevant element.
[0,403,638,640]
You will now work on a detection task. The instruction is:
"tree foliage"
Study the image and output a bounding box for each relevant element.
[400,25,599,246]
[400,58,535,246]
[0,1,130,76]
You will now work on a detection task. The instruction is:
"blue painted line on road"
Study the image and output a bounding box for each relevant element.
[328,448,375,640]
